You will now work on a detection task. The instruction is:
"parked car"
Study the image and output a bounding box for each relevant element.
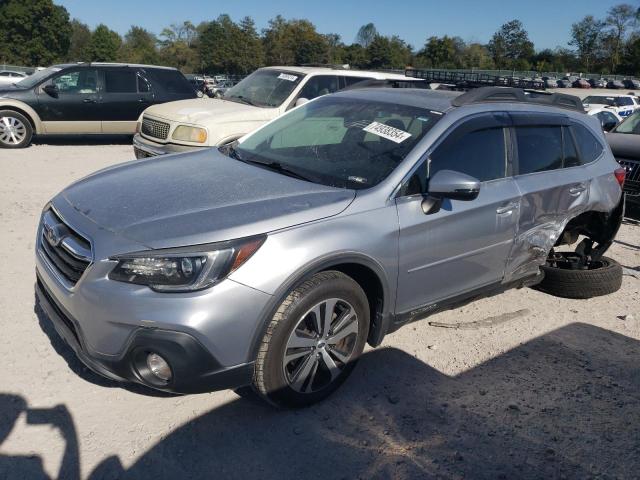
[607,80,625,89]
[572,78,591,89]
[582,94,639,118]
[0,70,28,86]
[209,79,235,98]
[543,77,558,88]
[623,79,640,90]
[588,78,606,88]
[133,66,421,158]
[36,86,624,407]
[587,107,622,131]
[0,63,198,148]
[606,110,640,204]
[556,79,572,88]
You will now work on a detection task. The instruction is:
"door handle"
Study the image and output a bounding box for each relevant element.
[569,185,586,195]
[496,202,518,215]
[83,98,96,103]
[138,98,149,103]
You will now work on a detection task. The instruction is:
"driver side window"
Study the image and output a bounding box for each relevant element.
[296,75,340,102]
[52,69,98,94]
[402,121,508,196]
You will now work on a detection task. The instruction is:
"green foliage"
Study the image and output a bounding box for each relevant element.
[355,23,378,48]
[158,21,199,72]
[0,0,71,66]
[488,20,535,69]
[120,26,158,65]
[263,15,329,65]
[570,16,604,72]
[66,20,91,62]
[366,35,412,69]
[88,24,122,62]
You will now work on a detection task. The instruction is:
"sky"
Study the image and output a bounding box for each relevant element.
[56,0,631,50]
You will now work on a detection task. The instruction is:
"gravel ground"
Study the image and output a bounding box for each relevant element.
[0,139,639,480]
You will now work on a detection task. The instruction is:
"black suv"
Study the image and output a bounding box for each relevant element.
[0,63,197,148]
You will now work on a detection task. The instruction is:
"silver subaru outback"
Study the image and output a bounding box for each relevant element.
[36,87,626,407]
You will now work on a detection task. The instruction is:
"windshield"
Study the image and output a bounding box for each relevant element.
[14,67,60,88]
[613,110,640,134]
[223,69,304,108]
[232,96,441,189]
[584,96,616,106]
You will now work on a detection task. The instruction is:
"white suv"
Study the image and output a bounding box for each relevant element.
[582,94,640,119]
[132,66,419,158]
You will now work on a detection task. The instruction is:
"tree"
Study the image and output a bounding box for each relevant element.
[418,36,464,68]
[355,23,378,48]
[158,21,199,72]
[488,20,535,69]
[66,19,91,62]
[120,26,158,64]
[87,24,122,62]
[461,43,494,69]
[605,3,637,72]
[366,34,412,69]
[570,15,604,72]
[263,16,329,66]
[0,0,71,66]
[199,15,263,74]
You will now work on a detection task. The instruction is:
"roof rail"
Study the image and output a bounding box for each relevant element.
[451,87,585,112]
[298,63,351,70]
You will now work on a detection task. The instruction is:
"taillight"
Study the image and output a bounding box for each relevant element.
[614,167,626,187]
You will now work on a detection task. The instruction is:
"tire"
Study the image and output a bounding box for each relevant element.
[253,271,370,408]
[0,110,33,148]
[536,255,622,299]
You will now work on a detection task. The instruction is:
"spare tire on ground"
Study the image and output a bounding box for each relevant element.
[535,253,623,299]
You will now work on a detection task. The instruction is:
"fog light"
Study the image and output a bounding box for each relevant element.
[146,353,172,382]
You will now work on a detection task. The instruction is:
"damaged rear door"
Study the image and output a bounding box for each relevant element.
[505,113,590,281]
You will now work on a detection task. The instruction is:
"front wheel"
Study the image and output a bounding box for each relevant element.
[0,110,33,148]
[253,271,370,408]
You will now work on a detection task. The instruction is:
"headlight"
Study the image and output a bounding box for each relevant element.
[108,236,264,292]
[172,125,207,143]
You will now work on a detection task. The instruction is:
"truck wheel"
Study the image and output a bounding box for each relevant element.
[253,271,369,408]
[0,110,33,148]
[536,254,622,299]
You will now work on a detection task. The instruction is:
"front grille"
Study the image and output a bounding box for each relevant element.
[141,116,170,140]
[617,158,640,197]
[39,209,92,285]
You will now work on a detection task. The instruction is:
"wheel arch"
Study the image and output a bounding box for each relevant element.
[248,253,395,362]
[0,100,43,134]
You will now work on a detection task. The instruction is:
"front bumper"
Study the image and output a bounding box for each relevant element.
[36,276,254,393]
[133,133,207,158]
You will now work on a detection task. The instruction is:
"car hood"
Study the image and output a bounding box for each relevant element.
[143,97,275,125]
[606,132,640,159]
[58,149,355,250]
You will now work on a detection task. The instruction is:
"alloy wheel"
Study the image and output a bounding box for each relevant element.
[0,116,27,145]
[282,298,359,393]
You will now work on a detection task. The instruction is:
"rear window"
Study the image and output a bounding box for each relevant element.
[571,123,603,163]
[515,126,563,174]
[146,69,194,94]
[104,70,137,93]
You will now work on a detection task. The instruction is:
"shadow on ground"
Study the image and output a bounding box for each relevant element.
[2,322,639,479]
[32,135,133,146]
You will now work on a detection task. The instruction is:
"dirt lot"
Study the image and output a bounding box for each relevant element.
[1,139,639,480]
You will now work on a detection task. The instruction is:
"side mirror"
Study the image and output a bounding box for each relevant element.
[421,169,481,214]
[43,84,58,98]
[295,97,309,107]
[602,120,617,132]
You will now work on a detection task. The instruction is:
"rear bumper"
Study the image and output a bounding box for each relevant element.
[35,275,254,394]
[133,134,206,158]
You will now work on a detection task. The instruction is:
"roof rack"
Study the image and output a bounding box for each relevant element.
[298,63,351,70]
[405,68,584,112]
[452,87,585,112]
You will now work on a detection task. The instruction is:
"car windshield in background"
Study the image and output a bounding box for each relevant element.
[223,70,304,108]
[583,96,616,106]
[613,110,640,134]
[232,96,441,189]
[14,67,60,88]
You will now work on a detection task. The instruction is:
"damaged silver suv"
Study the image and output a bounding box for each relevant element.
[36,87,625,407]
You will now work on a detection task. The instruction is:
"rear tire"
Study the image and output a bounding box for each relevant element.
[0,110,33,148]
[536,254,622,299]
[253,271,369,408]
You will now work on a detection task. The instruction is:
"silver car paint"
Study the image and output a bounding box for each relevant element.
[37,89,623,374]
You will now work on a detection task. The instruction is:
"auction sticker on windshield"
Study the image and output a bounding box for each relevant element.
[363,121,412,143]
[278,73,298,82]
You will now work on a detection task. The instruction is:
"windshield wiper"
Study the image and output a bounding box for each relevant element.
[224,146,313,182]
[226,95,261,107]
